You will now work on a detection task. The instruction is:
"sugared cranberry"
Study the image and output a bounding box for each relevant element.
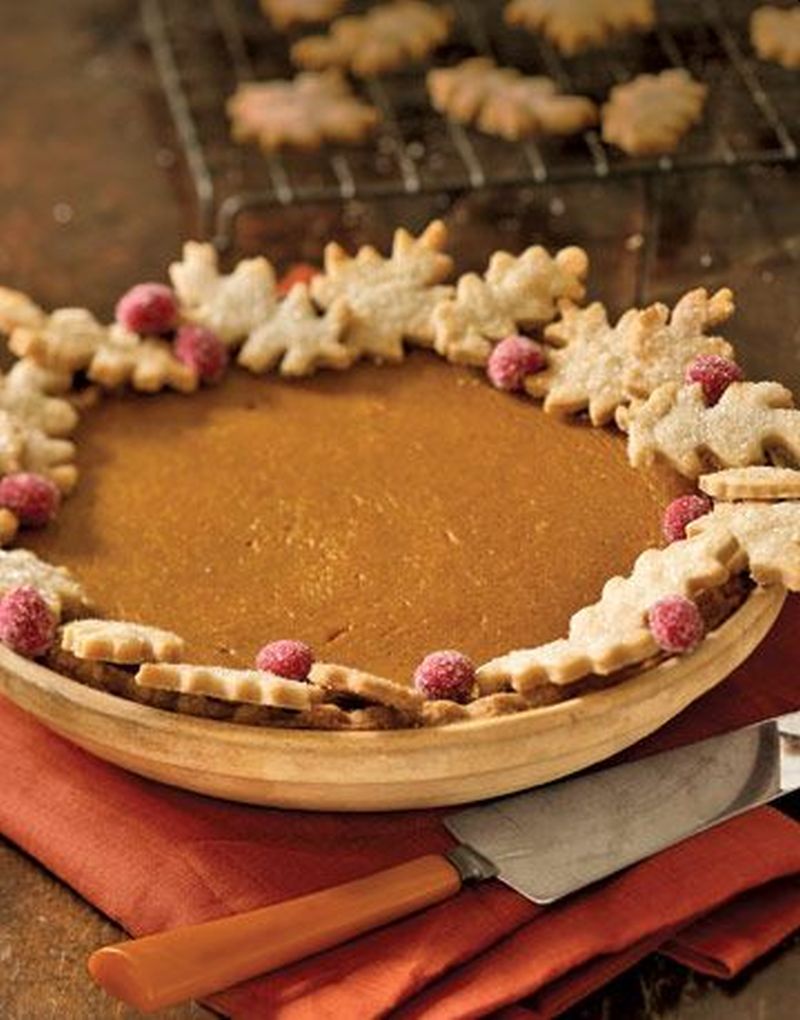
[0,586,57,657]
[174,325,228,384]
[662,493,713,543]
[0,472,61,527]
[648,595,705,654]
[115,282,178,335]
[413,650,475,703]
[256,639,314,680]
[277,263,319,297]
[487,335,547,392]
[685,355,744,406]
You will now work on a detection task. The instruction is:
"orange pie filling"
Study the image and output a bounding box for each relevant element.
[28,352,692,685]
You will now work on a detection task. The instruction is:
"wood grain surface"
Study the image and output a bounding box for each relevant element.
[0,0,798,1017]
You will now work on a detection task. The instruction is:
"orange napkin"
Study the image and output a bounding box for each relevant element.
[1,597,798,1019]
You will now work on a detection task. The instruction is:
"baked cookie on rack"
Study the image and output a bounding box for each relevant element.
[227,71,379,151]
[291,1,453,77]
[427,57,597,141]
[750,5,800,70]
[260,0,347,31]
[601,69,708,156]
[505,0,655,56]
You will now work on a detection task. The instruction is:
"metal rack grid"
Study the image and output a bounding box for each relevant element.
[141,0,799,248]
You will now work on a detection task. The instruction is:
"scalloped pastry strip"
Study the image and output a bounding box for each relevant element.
[136,663,321,711]
[700,466,800,501]
[309,662,424,717]
[61,619,186,665]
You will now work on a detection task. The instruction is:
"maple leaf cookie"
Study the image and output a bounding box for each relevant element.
[602,69,708,156]
[0,549,87,618]
[428,58,597,141]
[227,72,379,152]
[310,220,454,363]
[626,380,800,479]
[750,5,800,70]
[238,283,354,376]
[433,245,588,366]
[260,0,346,30]
[505,0,655,56]
[291,1,454,77]
[169,242,276,346]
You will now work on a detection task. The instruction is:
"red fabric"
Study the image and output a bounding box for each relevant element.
[1,597,798,1019]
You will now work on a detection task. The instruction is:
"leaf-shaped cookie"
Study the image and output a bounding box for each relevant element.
[0,548,88,618]
[228,72,379,151]
[0,287,46,334]
[310,220,453,363]
[0,409,77,493]
[428,57,597,141]
[627,380,800,479]
[169,242,277,345]
[0,359,78,437]
[525,300,636,425]
[602,69,707,156]
[260,0,346,30]
[477,523,740,696]
[433,245,588,366]
[291,1,453,77]
[505,0,655,55]
[750,5,800,70]
[238,283,353,376]
[623,288,735,399]
[688,501,800,590]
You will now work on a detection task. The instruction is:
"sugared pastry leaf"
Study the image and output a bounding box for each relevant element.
[525,300,633,425]
[0,410,77,493]
[689,501,800,591]
[61,619,186,665]
[310,221,454,363]
[310,662,424,716]
[0,287,47,334]
[750,5,800,70]
[476,524,740,697]
[433,245,588,366]
[0,548,88,618]
[136,663,321,710]
[700,466,800,502]
[623,288,735,399]
[505,0,655,55]
[169,242,276,346]
[238,283,354,376]
[9,309,196,396]
[291,1,453,77]
[260,0,346,30]
[427,57,597,141]
[228,72,379,152]
[626,381,800,479]
[601,69,707,156]
[0,359,79,438]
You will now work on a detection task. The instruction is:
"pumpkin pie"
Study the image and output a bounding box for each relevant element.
[0,222,796,731]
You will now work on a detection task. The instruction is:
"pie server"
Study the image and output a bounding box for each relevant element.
[88,710,800,1012]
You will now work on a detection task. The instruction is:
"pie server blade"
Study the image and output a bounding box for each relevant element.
[445,710,800,903]
[88,711,800,1013]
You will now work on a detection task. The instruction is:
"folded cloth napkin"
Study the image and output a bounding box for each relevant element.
[1,597,798,1019]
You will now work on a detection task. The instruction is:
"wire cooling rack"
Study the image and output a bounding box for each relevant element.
[141,0,799,248]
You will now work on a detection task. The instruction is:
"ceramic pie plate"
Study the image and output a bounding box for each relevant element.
[0,584,784,811]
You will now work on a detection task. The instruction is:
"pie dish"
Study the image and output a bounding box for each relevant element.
[0,222,795,808]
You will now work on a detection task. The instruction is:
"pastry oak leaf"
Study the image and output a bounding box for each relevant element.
[601,69,707,156]
[169,241,277,345]
[689,500,800,591]
[310,220,454,363]
[0,548,88,618]
[626,380,800,479]
[433,245,588,366]
[477,523,740,696]
[238,283,354,376]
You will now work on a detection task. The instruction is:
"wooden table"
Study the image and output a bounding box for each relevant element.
[0,1,797,1016]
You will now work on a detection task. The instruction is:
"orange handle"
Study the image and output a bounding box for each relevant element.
[88,854,461,1013]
